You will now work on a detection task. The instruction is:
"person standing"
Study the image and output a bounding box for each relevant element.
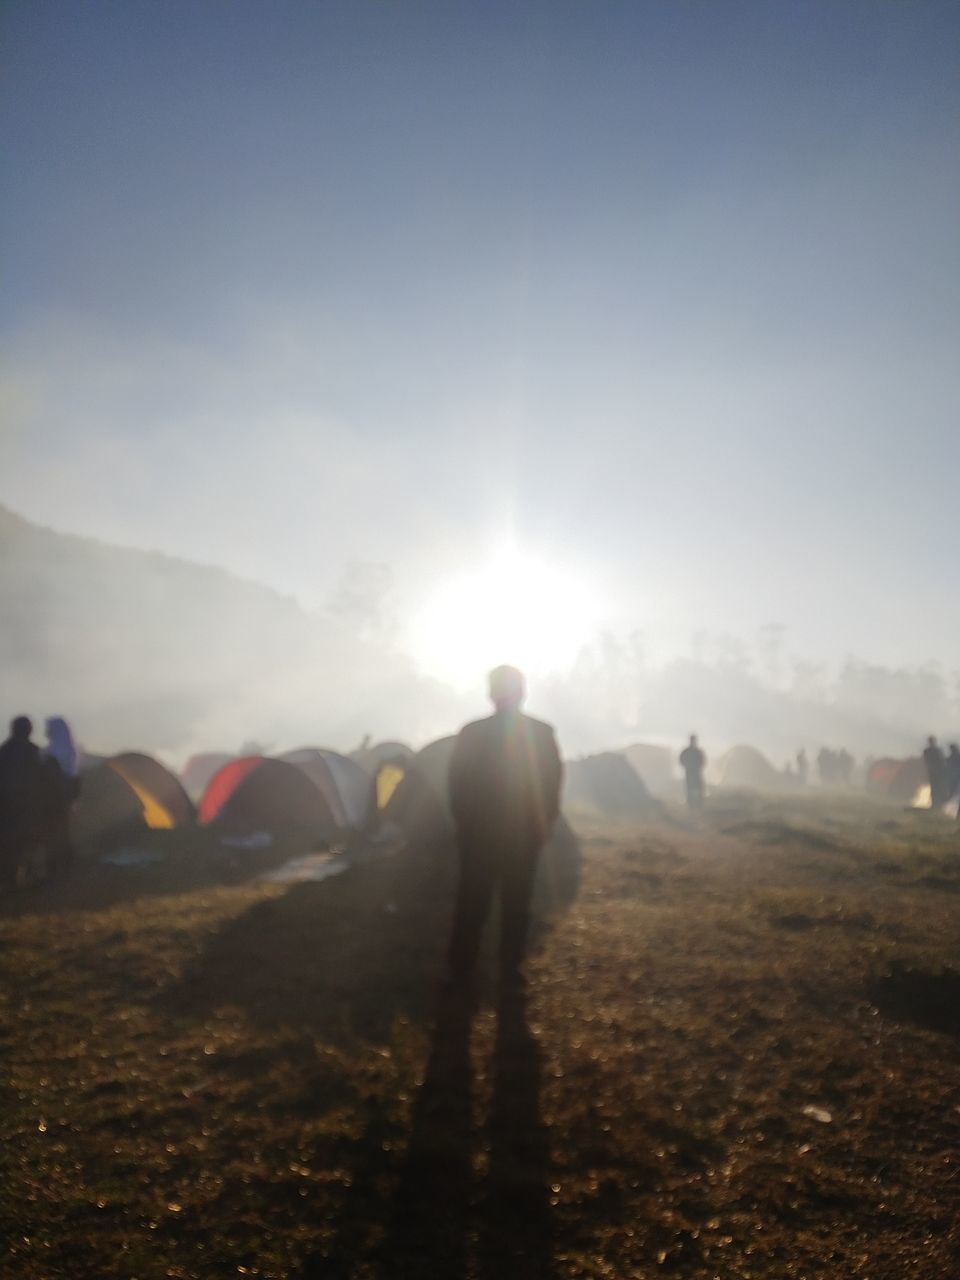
[796,748,809,786]
[0,716,43,890]
[923,736,947,808]
[679,734,707,814]
[446,665,563,990]
[945,744,960,802]
[41,716,80,877]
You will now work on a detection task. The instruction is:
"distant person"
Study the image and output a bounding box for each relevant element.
[679,734,706,814]
[946,744,960,801]
[0,716,43,890]
[796,748,809,786]
[837,748,854,787]
[44,716,78,778]
[446,665,563,991]
[816,747,833,787]
[41,716,80,877]
[923,736,947,808]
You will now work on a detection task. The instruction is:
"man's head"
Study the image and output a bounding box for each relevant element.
[10,716,32,741]
[689,733,698,747]
[950,743,959,755]
[489,664,525,712]
[928,735,938,748]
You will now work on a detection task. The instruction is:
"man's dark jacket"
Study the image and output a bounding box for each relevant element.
[448,710,562,848]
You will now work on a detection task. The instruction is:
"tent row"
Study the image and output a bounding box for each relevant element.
[73,736,923,852]
[72,743,416,851]
[74,739,667,849]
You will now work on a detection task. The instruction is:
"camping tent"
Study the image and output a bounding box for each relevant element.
[375,760,407,811]
[866,758,900,794]
[886,757,926,803]
[620,743,675,794]
[563,753,659,820]
[199,756,337,834]
[716,745,780,791]
[181,752,235,799]
[72,752,194,850]
[279,748,375,830]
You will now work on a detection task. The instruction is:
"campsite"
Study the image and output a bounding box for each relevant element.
[4,3,959,1276]
[2,762,959,1279]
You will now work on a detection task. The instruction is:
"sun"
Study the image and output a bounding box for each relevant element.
[406,547,601,690]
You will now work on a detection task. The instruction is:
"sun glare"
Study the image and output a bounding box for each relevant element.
[407,548,601,690]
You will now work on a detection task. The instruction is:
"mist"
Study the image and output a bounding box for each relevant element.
[2,1,958,768]
[0,504,955,771]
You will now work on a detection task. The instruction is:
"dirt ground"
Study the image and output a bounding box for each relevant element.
[1,792,959,1279]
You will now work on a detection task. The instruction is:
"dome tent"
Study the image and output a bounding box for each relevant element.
[886,757,926,803]
[279,748,375,831]
[72,752,194,851]
[375,760,407,811]
[564,753,659,820]
[346,741,416,819]
[717,745,780,791]
[866,758,900,794]
[620,743,675,794]
[199,756,337,835]
[182,753,235,800]
[361,735,455,837]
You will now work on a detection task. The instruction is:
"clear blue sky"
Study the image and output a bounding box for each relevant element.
[2,0,958,673]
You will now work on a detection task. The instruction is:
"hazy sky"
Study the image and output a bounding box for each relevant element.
[2,1,958,678]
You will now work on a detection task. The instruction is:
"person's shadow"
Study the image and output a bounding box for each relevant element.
[369,986,553,1279]
[376,989,476,1278]
[477,987,554,1280]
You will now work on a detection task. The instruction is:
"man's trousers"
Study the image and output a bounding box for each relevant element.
[447,834,541,977]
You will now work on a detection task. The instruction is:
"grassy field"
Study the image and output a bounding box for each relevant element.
[1,794,959,1279]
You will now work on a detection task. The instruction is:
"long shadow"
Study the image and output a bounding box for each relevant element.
[356,988,553,1279]
[162,824,580,1277]
[376,990,476,1278]
[159,832,460,1048]
[477,988,554,1280]
[160,821,581,1048]
[290,826,580,1278]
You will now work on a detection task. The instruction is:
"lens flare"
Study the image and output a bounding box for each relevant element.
[407,547,600,689]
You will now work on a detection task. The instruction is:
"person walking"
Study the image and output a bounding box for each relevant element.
[923,736,947,808]
[679,734,707,815]
[446,665,563,991]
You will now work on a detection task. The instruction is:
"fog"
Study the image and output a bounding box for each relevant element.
[2,3,958,770]
[1,505,955,770]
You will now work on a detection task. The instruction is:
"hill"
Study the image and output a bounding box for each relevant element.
[0,506,451,758]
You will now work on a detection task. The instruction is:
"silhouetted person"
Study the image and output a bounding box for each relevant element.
[0,716,42,889]
[924,736,947,807]
[837,748,854,786]
[796,748,809,786]
[946,744,960,802]
[447,665,562,989]
[41,716,80,877]
[679,734,706,814]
